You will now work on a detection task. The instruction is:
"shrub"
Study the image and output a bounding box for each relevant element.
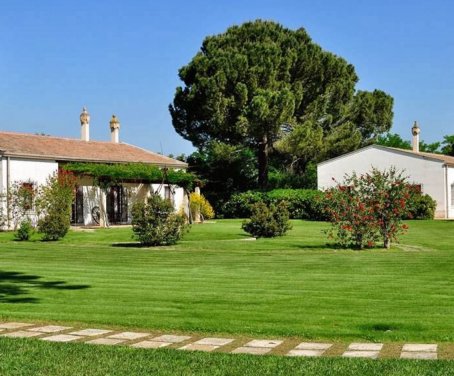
[189,193,215,221]
[324,167,413,249]
[265,189,327,220]
[14,219,33,241]
[242,201,292,238]
[0,192,7,230]
[407,193,436,219]
[132,194,188,246]
[38,212,71,241]
[221,191,265,218]
[36,170,77,241]
[221,189,327,220]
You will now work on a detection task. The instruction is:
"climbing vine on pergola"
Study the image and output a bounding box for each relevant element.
[63,162,198,191]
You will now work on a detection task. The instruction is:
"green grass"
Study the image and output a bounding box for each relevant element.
[0,220,453,342]
[1,337,454,376]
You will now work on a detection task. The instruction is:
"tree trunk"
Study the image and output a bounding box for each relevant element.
[258,136,269,189]
[384,237,391,249]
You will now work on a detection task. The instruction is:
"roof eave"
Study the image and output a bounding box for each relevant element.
[2,152,188,169]
[317,144,449,166]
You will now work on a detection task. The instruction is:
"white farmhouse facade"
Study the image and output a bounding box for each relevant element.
[318,144,454,219]
[0,108,189,229]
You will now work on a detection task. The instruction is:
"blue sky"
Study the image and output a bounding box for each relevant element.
[1,0,453,155]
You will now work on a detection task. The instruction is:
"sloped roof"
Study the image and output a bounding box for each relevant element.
[0,131,187,168]
[318,144,454,167]
[389,147,454,166]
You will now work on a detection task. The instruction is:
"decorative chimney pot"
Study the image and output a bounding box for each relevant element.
[412,121,420,153]
[110,115,120,143]
[80,107,90,141]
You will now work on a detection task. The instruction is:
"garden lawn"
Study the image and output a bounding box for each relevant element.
[1,337,454,376]
[0,220,453,342]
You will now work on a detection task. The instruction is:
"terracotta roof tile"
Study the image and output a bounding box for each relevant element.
[0,131,187,168]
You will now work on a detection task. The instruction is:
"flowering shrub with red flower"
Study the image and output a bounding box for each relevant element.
[324,167,413,249]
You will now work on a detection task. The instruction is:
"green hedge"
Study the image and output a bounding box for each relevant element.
[221,189,436,221]
[221,189,328,220]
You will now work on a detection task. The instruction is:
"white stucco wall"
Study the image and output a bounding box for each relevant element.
[0,157,58,228]
[0,158,5,227]
[0,157,4,193]
[447,166,454,219]
[318,146,448,218]
[9,158,58,186]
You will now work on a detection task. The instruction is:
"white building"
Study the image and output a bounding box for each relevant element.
[0,108,189,228]
[318,123,454,219]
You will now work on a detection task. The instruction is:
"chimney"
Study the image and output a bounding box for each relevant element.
[109,115,120,143]
[80,107,90,141]
[411,121,420,153]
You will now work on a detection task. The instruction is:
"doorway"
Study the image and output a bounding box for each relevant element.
[106,186,128,224]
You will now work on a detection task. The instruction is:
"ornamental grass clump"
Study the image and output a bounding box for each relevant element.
[324,167,413,249]
[242,201,292,238]
[132,194,188,246]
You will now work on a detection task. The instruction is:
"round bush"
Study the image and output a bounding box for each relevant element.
[242,201,292,238]
[132,195,188,246]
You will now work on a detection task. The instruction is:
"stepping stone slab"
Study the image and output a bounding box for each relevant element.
[194,338,235,347]
[131,340,172,349]
[0,322,33,329]
[342,350,380,359]
[294,342,332,351]
[28,325,72,333]
[1,330,42,338]
[108,332,150,340]
[179,343,218,352]
[231,346,271,355]
[402,344,437,352]
[86,338,125,346]
[151,334,191,343]
[401,351,437,360]
[288,349,325,357]
[348,343,383,351]
[70,329,112,337]
[41,334,80,343]
[244,339,283,348]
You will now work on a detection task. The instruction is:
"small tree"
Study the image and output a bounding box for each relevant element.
[242,201,292,238]
[0,191,7,230]
[14,219,34,241]
[324,167,412,249]
[36,170,77,241]
[131,194,187,246]
[5,181,38,230]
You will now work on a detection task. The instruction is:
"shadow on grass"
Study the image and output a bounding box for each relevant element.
[0,271,90,304]
[111,242,150,248]
[289,243,343,250]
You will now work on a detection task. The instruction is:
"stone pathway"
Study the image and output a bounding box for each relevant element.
[400,344,438,360]
[0,321,444,360]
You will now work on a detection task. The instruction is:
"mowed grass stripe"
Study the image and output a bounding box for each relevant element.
[0,220,453,341]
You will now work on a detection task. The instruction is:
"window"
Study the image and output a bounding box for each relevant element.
[19,182,35,211]
[409,184,422,194]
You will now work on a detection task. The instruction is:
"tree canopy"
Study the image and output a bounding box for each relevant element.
[170,20,393,188]
[377,132,454,155]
